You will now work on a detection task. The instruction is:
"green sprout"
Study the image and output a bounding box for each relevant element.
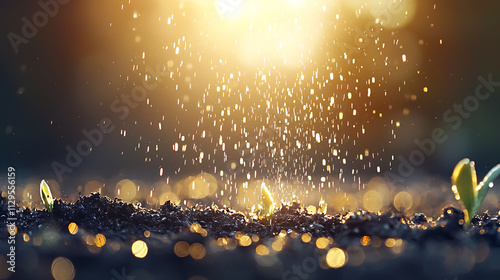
[40,179,54,213]
[261,183,274,217]
[451,158,500,225]
[318,199,328,214]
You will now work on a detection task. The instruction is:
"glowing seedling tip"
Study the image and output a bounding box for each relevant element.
[40,179,54,213]
[318,200,328,214]
[261,183,274,216]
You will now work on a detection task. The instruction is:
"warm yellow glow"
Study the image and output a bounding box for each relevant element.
[388,238,404,254]
[84,234,94,246]
[116,179,137,202]
[185,173,219,199]
[384,238,396,247]
[329,192,358,212]
[350,0,418,29]
[261,183,275,216]
[7,225,17,236]
[318,202,328,214]
[272,240,283,252]
[301,233,312,243]
[190,243,206,260]
[68,223,79,235]
[239,235,252,247]
[131,240,148,258]
[251,235,260,242]
[451,185,461,201]
[307,205,317,214]
[94,234,106,248]
[360,236,371,246]
[84,180,103,195]
[216,237,227,247]
[190,223,202,233]
[256,244,270,256]
[393,191,413,211]
[363,190,383,212]
[51,257,75,280]
[159,191,180,205]
[235,232,244,239]
[40,179,54,212]
[326,248,347,268]
[316,237,329,249]
[178,0,339,68]
[187,177,209,199]
[174,241,191,257]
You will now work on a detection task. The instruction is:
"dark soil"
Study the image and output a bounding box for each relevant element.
[2,193,500,280]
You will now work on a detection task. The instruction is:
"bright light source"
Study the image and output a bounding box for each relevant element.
[215,0,243,20]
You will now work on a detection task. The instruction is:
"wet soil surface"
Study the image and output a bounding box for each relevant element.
[2,193,500,280]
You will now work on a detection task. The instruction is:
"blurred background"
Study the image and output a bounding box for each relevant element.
[1,0,500,216]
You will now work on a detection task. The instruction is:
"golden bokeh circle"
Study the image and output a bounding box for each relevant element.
[51,257,75,280]
[131,240,148,258]
[190,243,206,260]
[116,179,137,202]
[326,247,347,269]
[174,241,191,257]
[394,191,413,211]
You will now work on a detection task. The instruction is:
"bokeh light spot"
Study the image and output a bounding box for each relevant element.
[94,233,106,248]
[51,257,75,280]
[190,243,206,260]
[316,237,329,249]
[174,241,191,257]
[239,235,252,247]
[301,233,312,243]
[68,223,79,235]
[116,179,137,202]
[326,248,347,269]
[363,190,383,212]
[255,244,269,256]
[131,240,148,258]
[394,191,413,211]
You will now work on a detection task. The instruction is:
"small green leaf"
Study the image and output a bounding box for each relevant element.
[261,183,274,216]
[451,158,476,222]
[473,164,500,216]
[40,179,54,213]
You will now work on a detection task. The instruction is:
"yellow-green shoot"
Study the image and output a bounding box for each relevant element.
[261,183,274,217]
[318,199,328,214]
[40,179,54,213]
[451,158,500,225]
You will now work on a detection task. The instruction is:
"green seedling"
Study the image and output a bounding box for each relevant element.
[40,179,54,213]
[451,158,500,225]
[261,183,275,217]
[318,199,328,214]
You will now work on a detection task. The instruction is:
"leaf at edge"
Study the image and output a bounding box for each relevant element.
[473,164,500,216]
[451,158,476,222]
[40,179,54,212]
